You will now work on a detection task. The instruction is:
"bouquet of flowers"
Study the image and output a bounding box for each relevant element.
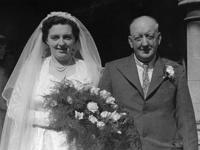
[44,79,141,150]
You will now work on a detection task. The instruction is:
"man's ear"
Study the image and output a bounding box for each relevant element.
[158,32,162,45]
[128,36,133,48]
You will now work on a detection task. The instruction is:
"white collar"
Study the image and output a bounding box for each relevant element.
[134,54,156,69]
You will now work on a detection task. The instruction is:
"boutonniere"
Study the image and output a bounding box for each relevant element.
[163,65,175,81]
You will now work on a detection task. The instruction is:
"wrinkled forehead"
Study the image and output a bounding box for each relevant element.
[130,16,158,35]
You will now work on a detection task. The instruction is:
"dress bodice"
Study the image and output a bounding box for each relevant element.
[29,57,91,150]
[32,56,91,129]
[33,56,91,107]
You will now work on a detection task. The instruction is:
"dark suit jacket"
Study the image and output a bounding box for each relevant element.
[99,54,198,150]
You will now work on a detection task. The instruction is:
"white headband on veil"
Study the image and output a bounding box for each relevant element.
[0,11,102,150]
[42,12,77,25]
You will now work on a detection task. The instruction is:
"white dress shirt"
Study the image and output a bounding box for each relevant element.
[134,54,155,87]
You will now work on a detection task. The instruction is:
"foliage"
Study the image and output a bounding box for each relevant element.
[44,79,142,150]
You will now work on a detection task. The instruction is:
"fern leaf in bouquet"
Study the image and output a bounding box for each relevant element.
[43,79,142,150]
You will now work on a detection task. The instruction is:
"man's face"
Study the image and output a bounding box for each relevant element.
[128,17,161,63]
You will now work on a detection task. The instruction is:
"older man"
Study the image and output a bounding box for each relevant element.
[99,16,198,150]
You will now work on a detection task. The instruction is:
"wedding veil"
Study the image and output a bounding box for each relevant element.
[0,12,102,150]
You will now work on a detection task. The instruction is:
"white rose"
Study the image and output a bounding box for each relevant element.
[106,97,115,104]
[110,111,121,122]
[90,87,100,95]
[97,121,105,128]
[70,80,84,90]
[88,115,98,124]
[100,111,111,118]
[75,111,84,120]
[166,65,175,76]
[67,96,73,104]
[100,90,111,99]
[111,104,118,109]
[87,102,99,113]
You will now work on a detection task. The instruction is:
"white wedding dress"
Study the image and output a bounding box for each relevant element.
[30,56,91,150]
[0,12,102,150]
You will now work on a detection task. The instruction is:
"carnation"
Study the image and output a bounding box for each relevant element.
[110,111,121,122]
[88,115,98,124]
[100,111,111,118]
[87,102,99,113]
[166,65,174,75]
[75,111,84,120]
[67,96,73,104]
[164,65,175,80]
[44,79,141,150]
[97,121,105,128]
[99,90,111,99]
[90,87,100,95]
[106,96,115,104]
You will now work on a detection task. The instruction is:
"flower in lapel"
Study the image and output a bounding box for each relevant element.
[163,65,175,81]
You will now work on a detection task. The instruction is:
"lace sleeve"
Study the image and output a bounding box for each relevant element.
[75,59,93,84]
[6,81,23,120]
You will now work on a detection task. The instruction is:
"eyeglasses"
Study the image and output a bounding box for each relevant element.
[130,32,160,43]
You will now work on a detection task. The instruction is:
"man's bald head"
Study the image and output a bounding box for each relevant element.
[129,16,159,35]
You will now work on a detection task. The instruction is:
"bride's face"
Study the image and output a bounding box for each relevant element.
[46,24,76,63]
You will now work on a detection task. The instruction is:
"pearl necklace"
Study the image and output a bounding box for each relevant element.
[54,64,68,72]
[50,57,70,72]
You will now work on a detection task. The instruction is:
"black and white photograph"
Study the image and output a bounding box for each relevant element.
[0,0,199,150]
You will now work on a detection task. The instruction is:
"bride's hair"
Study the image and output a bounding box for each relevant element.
[41,16,80,43]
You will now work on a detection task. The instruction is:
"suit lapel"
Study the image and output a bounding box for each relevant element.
[146,57,165,99]
[117,54,144,97]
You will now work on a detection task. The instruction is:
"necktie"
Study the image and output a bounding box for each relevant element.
[142,64,150,98]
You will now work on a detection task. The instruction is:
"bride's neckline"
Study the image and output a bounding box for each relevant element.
[50,56,75,72]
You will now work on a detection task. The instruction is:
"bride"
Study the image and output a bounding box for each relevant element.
[0,12,102,150]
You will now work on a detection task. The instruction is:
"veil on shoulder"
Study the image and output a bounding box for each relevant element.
[0,12,102,150]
